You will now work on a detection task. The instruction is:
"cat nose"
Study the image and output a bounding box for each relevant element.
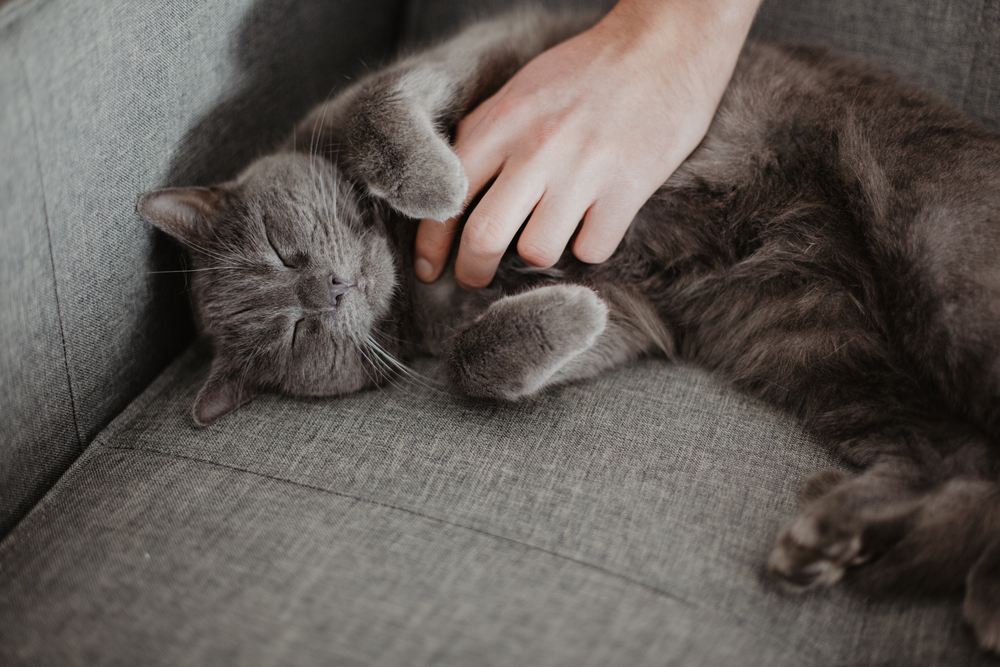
[327,274,354,306]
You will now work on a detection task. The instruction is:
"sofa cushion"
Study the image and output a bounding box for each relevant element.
[0,349,989,666]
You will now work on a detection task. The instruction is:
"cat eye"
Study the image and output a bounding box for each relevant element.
[290,317,306,350]
[264,224,298,270]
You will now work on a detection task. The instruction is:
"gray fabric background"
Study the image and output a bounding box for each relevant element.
[2,0,1000,663]
[1,351,990,666]
[751,0,1000,133]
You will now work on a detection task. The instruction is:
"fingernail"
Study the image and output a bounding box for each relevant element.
[415,257,435,282]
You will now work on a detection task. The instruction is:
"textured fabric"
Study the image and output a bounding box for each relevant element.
[3,0,1000,664]
[400,0,615,46]
[0,30,81,535]
[0,349,989,666]
[0,0,404,533]
[752,0,1000,132]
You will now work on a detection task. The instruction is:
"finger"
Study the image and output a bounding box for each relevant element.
[415,128,507,282]
[414,215,460,282]
[456,169,544,288]
[451,122,508,212]
[572,195,642,264]
[516,192,592,268]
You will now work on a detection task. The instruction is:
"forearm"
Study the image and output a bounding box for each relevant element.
[603,0,761,45]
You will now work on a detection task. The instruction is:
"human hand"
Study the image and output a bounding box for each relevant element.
[414,0,761,288]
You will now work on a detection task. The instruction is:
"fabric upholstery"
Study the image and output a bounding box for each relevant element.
[2,0,999,663]
[0,0,404,533]
[0,30,81,536]
[1,350,990,666]
[751,0,1000,132]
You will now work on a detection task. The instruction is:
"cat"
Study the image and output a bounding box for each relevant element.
[137,8,1000,653]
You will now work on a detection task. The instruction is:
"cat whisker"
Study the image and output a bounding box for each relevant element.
[354,343,389,390]
[358,341,411,393]
[147,267,248,274]
[365,334,444,393]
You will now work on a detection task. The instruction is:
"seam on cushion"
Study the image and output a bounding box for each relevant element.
[17,49,83,453]
[85,347,203,451]
[103,441,831,663]
[109,441,702,603]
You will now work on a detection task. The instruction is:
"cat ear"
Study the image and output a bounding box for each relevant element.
[192,357,259,427]
[137,186,229,246]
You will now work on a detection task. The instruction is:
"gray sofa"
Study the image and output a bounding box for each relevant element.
[2,0,999,664]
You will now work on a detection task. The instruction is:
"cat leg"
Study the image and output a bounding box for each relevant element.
[769,438,1000,602]
[448,283,671,399]
[286,11,592,221]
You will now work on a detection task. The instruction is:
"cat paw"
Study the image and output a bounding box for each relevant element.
[366,139,468,221]
[966,595,1000,653]
[449,285,607,400]
[347,89,468,221]
[768,511,866,590]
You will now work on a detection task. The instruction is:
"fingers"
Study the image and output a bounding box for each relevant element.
[516,192,591,269]
[414,216,458,282]
[572,194,640,264]
[413,110,507,283]
[454,167,545,288]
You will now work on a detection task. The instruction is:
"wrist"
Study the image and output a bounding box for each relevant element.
[591,0,761,106]
[596,0,760,60]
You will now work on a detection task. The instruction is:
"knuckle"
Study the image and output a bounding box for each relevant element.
[518,238,560,268]
[573,237,615,264]
[464,212,511,256]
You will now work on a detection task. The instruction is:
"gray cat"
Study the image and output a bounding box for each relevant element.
[137,9,1000,653]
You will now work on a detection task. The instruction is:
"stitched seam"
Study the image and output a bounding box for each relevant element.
[108,441,697,604]
[103,442,832,662]
[17,50,83,452]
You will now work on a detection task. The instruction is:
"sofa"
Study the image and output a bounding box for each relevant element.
[2,0,999,664]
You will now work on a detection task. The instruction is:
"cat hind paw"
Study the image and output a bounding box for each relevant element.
[768,513,865,590]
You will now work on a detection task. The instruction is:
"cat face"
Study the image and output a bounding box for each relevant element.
[139,153,398,425]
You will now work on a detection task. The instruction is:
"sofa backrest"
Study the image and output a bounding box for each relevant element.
[751,0,1000,134]
[0,0,405,535]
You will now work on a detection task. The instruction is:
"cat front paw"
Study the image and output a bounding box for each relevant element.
[449,285,608,400]
[347,88,468,221]
[362,137,468,221]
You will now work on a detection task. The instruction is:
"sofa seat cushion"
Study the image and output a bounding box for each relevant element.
[0,350,988,666]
